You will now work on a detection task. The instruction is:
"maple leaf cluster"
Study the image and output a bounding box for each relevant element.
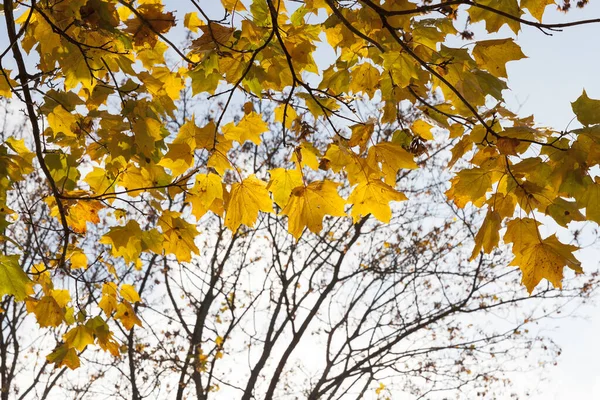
[0,0,597,369]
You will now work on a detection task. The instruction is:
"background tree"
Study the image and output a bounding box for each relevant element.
[0,0,600,399]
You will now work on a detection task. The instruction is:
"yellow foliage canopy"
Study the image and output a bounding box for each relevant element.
[0,0,597,368]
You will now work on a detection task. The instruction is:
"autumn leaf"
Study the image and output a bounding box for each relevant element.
[291,142,321,170]
[31,295,66,327]
[63,325,95,352]
[158,142,194,176]
[184,12,203,33]
[98,283,118,317]
[348,122,375,153]
[367,142,417,185]
[120,284,141,303]
[468,0,523,34]
[222,0,247,11]
[68,248,88,270]
[189,173,224,220]
[115,301,142,330]
[446,168,493,208]
[572,90,600,126]
[101,220,145,263]
[473,39,526,78]
[348,179,407,223]
[546,197,585,228]
[47,106,77,137]
[124,4,176,47]
[0,255,33,301]
[158,211,200,262]
[470,210,501,260]
[521,0,556,21]
[488,192,517,219]
[267,168,303,208]
[47,345,80,370]
[510,235,582,293]
[411,119,434,141]
[281,180,346,239]
[223,112,269,145]
[225,175,274,232]
[580,178,600,224]
[504,218,541,255]
[66,200,103,233]
[350,63,381,98]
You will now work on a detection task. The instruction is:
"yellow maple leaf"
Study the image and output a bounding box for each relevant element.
[381,51,419,88]
[348,121,375,152]
[580,178,600,224]
[291,142,321,170]
[367,142,417,184]
[225,175,274,231]
[348,179,407,223]
[470,210,501,261]
[504,218,541,255]
[173,120,217,150]
[473,39,526,78]
[281,180,346,239]
[98,283,118,317]
[68,248,88,270]
[63,325,95,352]
[115,301,142,330]
[571,90,600,126]
[324,143,352,173]
[510,235,582,293]
[521,0,556,21]
[31,295,65,327]
[189,173,224,220]
[47,344,80,370]
[488,192,517,219]
[0,69,17,98]
[350,63,381,98]
[546,197,585,228]
[47,106,77,137]
[84,167,115,196]
[207,138,234,175]
[222,0,247,11]
[184,12,204,33]
[223,112,268,145]
[100,220,144,263]
[411,119,434,141]
[158,210,200,262]
[446,168,493,208]
[133,117,164,156]
[87,316,120,357]
[66,200,103,233]
[267,168,303,208]
[274,104,298,129]
[158,142,194,176]
[468,0,523,34]
[120,284,141,303]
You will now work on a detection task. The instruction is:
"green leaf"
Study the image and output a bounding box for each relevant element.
[0,255,32,301]
[572,90,600,126]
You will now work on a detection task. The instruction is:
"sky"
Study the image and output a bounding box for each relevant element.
[1,1,599,398]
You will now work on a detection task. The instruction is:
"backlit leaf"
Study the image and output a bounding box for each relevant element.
[281,180,346,239]
[225,175,274,231]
